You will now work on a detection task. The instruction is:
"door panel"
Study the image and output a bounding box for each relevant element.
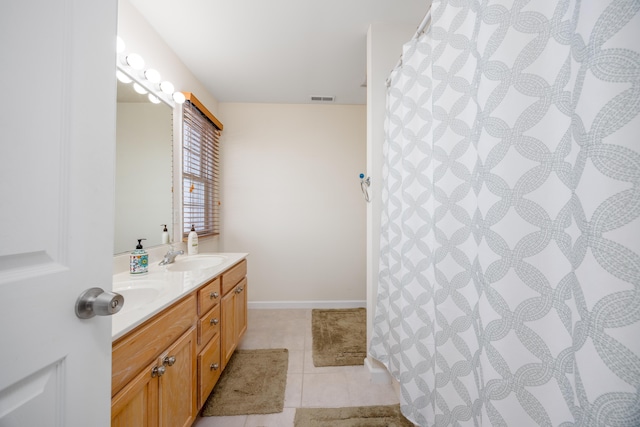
[0,1,117,426]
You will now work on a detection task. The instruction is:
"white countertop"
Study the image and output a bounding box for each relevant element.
[111,252,248,340]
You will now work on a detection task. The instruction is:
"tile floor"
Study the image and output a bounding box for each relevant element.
[192,309,401,427]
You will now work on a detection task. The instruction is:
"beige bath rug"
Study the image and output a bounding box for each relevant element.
[201,348,288,416]
[312,308,366,367]
[294,405,414,426]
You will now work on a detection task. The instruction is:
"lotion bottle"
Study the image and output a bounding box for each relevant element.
[161,224,170,244]
[130,239,148,274]
[187,224,199,255]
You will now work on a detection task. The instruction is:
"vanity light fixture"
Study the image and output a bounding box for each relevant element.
[116,36,186,107]
[159,81,174,95]
[116,36,126,54]
[144,68,161,84]
[172,92,186,104]
[125,53,145,70]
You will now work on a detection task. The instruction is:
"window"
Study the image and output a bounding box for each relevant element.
[182,93,223,238]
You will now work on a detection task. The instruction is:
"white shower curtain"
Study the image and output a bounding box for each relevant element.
[370,1,640,426]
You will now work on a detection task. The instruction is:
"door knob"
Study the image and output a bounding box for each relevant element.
[75,287,124,319]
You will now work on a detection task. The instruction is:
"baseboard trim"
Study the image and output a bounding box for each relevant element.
[365,356,392,384]
[247,300,366,310]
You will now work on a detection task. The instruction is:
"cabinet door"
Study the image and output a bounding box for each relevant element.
[111,361,159,427]
[197,333,222,408]
[235,278,248,341]
[159,327,197,427]
[221,290,236,369]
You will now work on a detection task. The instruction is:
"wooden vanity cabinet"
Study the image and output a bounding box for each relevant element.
[159,327,197,427]
[221,260,248,369]
[111,259,248,426]
[111,326,196,427]
[111,359,158,427]
[111,294,197,427]
[196,277,222,408]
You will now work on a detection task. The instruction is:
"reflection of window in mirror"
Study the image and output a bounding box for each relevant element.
[182,93,223,239]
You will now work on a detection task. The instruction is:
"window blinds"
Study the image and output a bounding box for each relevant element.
[182,100,220,237]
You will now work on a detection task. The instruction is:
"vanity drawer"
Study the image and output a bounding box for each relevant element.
[198,277,221,315]
[197,333,221,408]
[198,304,221,346]
[221,259,247,295]
[112,295,197,397]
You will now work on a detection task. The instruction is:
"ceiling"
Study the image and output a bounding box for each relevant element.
[128,0,430,105]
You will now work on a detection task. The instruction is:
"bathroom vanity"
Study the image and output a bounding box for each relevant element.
[110,253,248,426]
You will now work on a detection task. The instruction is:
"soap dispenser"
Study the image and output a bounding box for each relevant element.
[161,224,170,244]
[187,225,199,255]
[130,239,149,274]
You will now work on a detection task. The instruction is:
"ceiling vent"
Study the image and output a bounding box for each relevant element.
[310,96,335,102]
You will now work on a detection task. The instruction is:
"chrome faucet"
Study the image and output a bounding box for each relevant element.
[159,248,184,266]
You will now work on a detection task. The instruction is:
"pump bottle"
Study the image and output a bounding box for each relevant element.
[187,225,199,255]
[130,239,148,274]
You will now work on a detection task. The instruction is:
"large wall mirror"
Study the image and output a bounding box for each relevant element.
[114,80,173,254]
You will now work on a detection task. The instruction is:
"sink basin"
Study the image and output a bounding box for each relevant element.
[113,280,170,311]
[165,254,226,272]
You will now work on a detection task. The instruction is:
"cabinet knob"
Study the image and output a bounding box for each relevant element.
[210,291,219,299]
[163,355,176,366]
[210,318,219,326]
[210,363,219,371]
[151,365,166,377]
[235,286,243,294]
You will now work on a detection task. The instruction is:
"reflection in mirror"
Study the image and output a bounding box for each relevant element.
[114,80,173,254]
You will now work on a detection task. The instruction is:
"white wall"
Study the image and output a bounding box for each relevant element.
[218,103,366,304]
[365,22,418,377]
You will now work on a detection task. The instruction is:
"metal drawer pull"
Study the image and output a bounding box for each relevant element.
[210,363,219,371]
[210,318,219,326]
[163,356,176,366]
[151,365,166,377]
[210,291,219,299]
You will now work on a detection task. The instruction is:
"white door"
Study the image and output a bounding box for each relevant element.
[0,1,117,426]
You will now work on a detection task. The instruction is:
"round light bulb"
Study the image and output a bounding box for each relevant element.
[133,83,147,95]
[144,68,161,84]
[116,36,125,54]
[173,92,186,104]
[126,53,145,70]
[116,70,132,84]
[148,93,160,104]
[160,81,174,95]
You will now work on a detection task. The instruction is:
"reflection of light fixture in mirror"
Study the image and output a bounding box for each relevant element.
[116,69,132,84]
[126,53,145,70]
[133,83,147,95]
[160,81,174,95]
[173,92,186,104]
[144,69,161,84]
[148,94,161,104]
